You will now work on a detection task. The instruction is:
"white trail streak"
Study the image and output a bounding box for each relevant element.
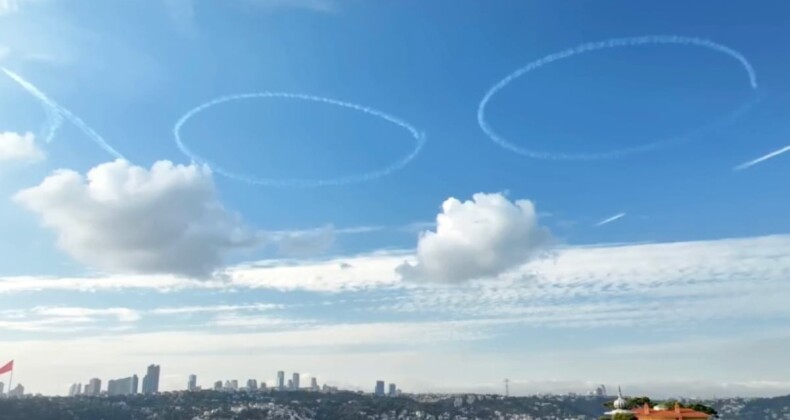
[734,145,790,171]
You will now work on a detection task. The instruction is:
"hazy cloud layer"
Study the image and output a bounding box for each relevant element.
[398,193,552,283]
[14,159,258,277]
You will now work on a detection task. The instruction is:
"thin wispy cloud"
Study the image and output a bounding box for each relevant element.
[734,144,790,171]
[594,212,626,227]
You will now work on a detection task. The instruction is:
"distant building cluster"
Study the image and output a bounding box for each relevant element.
[375,379,400,397]
[66,365,158,398]
[589,384,607,397]
[0,382,24,398]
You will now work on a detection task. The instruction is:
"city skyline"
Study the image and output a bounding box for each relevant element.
[1,0,789,401]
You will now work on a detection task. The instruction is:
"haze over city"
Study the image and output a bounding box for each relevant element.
[1,0,789,405]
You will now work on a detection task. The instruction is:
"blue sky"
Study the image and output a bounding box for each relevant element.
[1,0,789,397]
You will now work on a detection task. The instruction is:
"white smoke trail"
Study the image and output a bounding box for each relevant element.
[173,92,426,188]
[594,212,626,227]
[478,35,760,160]
[734,145,790,171]
[1,67,125,159]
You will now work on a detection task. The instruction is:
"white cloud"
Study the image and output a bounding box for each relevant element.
[149,303,282,315]
[397,193,552,283]
[14,159,259,277]
[0,273,221,294]
[271,225,335,257]
[32,306,140,322]
[229,251,407,292]
[208,313,311,329]
[0,131,44,163]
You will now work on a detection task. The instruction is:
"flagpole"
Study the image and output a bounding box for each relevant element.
[8,370,12,396]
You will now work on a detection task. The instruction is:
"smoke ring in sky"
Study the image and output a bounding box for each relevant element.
[477,35,761,160]
[1,67,126,159]
[173,92,426,187]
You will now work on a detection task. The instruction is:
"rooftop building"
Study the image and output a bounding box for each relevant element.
[633,402,712,419]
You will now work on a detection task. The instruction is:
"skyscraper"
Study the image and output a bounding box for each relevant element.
[277,371,285,391]
[287,379,293,390]
[229,380,238,391]
[375,380,385,396]
[213,381,222,391]
[246,379,257,391]
[142,364,160,394]
[108,375,139,396]
[292,373,300,390]
[188,374,197,391]
[388,383,396,397]
[86,378,101,396]
[77,383,82,395]
[310,377,318,391]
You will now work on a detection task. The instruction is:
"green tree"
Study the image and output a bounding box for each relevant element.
[612,413,637,420]
[629,396,652,409]
[687,403,718,417]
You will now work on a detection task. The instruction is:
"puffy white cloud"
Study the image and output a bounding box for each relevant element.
[14,159,258,277]
[397,193,552,283]
[0,131,44,163]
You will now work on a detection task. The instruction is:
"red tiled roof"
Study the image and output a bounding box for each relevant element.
[633,402,710,419]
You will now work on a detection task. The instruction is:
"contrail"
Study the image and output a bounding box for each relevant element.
[734,144,790,171]
[594,212,626,227]
[174,92,426,188]
[1,67,125,159]
[478,35,760,161]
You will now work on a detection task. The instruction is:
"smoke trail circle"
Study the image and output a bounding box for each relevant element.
[174,93,426,187]
[477,35,761,160]
[1,67,125,159]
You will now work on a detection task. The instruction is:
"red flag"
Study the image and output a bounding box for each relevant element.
[0,360,13,375]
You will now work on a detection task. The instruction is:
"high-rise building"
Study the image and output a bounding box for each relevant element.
[287,379,293,390]
[388,383,396,397]
[107,379,117,396]
[86,378,101,396]
[260,381,267,390]
[246,379,257,391]
[375,380,385,396]
[277,371,285,390]
[213,381,222,391]
[107,375,138,396]
[224,379,238,391]
[292,373,300,390]
[310,377,319,391]
[8,384,24,397]
[77,383,82,395]
[188,374,197,391]
[142,364,160,394]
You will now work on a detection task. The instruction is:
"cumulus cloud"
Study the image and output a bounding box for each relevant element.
[14,159,258,277]
[0,131,44,163]
[397,193,552,283]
